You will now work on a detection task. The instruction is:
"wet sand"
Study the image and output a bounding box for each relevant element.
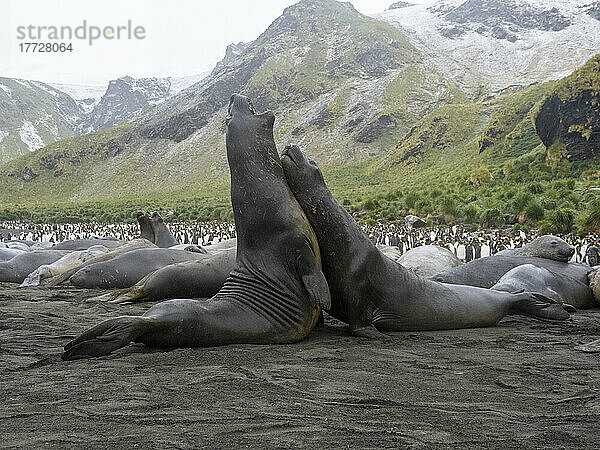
[1,282,600,448]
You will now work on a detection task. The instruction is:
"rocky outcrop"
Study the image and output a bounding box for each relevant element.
[76,77,171,134]
[535,55,600,162]
[388,1,413,10]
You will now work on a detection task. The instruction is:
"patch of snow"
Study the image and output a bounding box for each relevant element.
[31,81,59,97]
[49,83,106,103]
[18,120,45,152]
[0,83,12,97]
[168,72,210,96]
[13,79,31,88]
[374,0,600,95]
[36,111,60,140]
[0,130,8,144]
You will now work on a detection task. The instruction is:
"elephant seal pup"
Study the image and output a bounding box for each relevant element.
[150,212,179,248]
[0,250,70,283]
[20,245,110,287]
[69,248,208,289]
[91,247,237,304]
[281,145,567,335]
[432,256,592,288]
[42,238,158,287]
[397,245,462,277]
[62,94,329,360]
[52,239,123,251]
[0,248,27,262]
[495,235,575,262]
[491,264,596,310]
[137,210,155,242]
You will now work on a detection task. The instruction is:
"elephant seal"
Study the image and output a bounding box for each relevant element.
[91,247,237,304]
[42,238,157,287]
[52,239,123,251]
[377,245,403,262]
[397,245,462,277]
[69,248,207,289]
[590,269,600,304]
[5,242,30,251]
[137,210,155,242]
[432,256,592,288]
[62,94,329,360]
[0,248,26,262]
[281,145,567,336]
[20,245,109,287]
[169,244,208,254]
[206,238,237,253]
[0,250,70,283]
[150,212,179,248]
[495,235,575,262]
[491,264,596,310]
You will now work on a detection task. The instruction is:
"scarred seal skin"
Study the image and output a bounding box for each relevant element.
[281,145,568,337]
[62,95,329,360]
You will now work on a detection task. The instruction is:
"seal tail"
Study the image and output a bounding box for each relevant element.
[510,292,570,321]
[62,316,151,360]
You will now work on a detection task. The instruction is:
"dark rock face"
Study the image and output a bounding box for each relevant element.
[438,0,570,39]
[587,2,600,21]
[77,77,171,134]
[8,166,39,182]
[535,91,600,162]
[388,1,413,10]
[355,115,397,143]
[356,43,401,77]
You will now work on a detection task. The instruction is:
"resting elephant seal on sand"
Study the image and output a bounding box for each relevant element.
[0,248,26,262]
[397,245,462,277]
[491,264,596,310]
[432,256,592,288]
[90,247,237,304]
[20,245,110,287]
[0,250,70,283]
[62,94,329,360]
[69,248,208,289]
[495,235,575,262]
[52,239,123,251]
[42,238,158,287]
[281,145,568,336]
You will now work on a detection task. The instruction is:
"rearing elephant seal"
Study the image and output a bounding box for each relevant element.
[62,94,329,360]
[150,212,179,248]
[137,210,155,242]
[495,235,575,262]
[281,145,567,335]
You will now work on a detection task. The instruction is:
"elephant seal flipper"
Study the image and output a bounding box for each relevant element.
[63,316,150,360]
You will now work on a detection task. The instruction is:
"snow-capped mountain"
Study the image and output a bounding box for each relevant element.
[375,0,600,96]
[0,78,81,165]
[0,73,208,165]
[76,73,210,134]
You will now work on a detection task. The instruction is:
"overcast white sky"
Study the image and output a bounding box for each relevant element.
[0,0,433,86]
